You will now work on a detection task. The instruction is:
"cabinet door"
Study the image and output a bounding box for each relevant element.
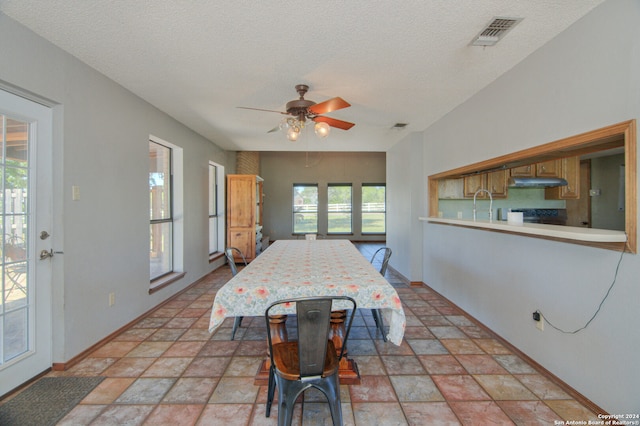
[487,170,508,198]
[228,230,253,261]
[536,159,560,177]
[559,156,580,199]
[227,175,256,228]
[510,164,534,177]
[545,156,580,199]
[227,175,257,260]
[463,174,485,198]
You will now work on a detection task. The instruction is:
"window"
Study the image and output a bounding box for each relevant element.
[362,184,386,234]
[208,162,224,255]
[328,184,352,234]
[149,141,173,280]
[293,184,318,234]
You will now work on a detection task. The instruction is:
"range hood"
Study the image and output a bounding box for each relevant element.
[508,177,568,188]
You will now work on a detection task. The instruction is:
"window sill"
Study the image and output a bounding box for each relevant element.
[209,252,224,263]
[149,271,186,294]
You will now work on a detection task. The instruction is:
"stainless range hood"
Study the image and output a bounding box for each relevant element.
[508,177,568,188]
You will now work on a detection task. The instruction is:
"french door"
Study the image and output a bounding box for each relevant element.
[0,89,53,396]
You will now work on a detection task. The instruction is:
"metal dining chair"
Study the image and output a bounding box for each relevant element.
[265,296,356,426]
[4,234,28,299]
[225,247,247,340]
[370,247,392,342]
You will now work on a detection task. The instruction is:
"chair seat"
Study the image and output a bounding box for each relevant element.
[272,340,339,381]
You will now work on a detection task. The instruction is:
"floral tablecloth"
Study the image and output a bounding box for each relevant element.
[208,240,405,345]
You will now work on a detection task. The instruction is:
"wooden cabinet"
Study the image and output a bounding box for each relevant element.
[227,174,263,262]
[463,170,508,199]
[545,156,580,199]
[511,159,560,178]
[510,164,535,177]
[536,159,560,177]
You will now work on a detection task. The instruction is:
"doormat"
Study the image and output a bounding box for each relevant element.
[0,376,104,426]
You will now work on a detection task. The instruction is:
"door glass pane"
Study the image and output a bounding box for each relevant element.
[1,114,30,364]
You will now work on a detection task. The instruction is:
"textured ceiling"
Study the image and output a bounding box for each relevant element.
[0,0,605,152]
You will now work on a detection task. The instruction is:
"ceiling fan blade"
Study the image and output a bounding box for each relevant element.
[237,106,287,114]
[313,116,355,130]
[308,97,350,115]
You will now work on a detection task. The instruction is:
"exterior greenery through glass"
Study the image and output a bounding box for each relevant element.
[293,184,318,234]
[328,184,352,234]
[362,184,386,234]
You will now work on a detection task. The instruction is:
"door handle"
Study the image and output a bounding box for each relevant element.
[39,249,63,260]
[40,249,54,260]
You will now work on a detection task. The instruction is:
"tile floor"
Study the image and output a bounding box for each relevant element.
[4,244,600,425]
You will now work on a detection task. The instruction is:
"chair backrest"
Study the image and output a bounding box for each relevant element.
[370,247,392,276]
[266,296,356,378]
[225,247,247,276]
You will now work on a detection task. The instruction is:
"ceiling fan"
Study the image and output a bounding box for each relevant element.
[237,84,355,141]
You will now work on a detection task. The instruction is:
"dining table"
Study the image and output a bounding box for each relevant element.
[208,239,406,385]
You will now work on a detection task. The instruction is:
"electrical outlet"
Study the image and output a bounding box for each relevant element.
[533,311,544,331]
[457,211,463,219]
[109,292,115,307]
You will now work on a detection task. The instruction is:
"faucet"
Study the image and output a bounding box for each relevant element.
[473,189,493,221]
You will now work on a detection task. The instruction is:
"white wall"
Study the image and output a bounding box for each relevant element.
[387,132,423,282]
[0,13,230,362]
[401,0,638,413]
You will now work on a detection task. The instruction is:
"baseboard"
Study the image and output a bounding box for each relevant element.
[418,281,608,416]
[51,269,221,371]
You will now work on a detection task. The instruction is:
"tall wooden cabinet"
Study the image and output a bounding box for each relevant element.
[226,174,263,262]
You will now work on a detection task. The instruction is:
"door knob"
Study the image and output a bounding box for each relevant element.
[40,249,54,260]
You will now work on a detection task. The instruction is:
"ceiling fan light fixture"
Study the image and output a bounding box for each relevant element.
[287,127,300,141]
[314,121,330,138]
[279,118,290,132]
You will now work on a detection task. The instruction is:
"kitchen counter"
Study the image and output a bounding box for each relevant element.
[419,217,627,243]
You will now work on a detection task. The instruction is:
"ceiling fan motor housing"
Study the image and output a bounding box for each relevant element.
[286,84,316,118]
[286,99,316,117]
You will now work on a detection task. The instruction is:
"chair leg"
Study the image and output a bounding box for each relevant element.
[231,316,243,340]
[372,309,387,342]
[320,373,343,426]
[266,365,276,417]
[278,378,303,426]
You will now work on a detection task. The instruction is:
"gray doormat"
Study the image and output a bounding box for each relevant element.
[0,376,105,426]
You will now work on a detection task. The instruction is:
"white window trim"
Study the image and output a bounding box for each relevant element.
[149,135,183,277]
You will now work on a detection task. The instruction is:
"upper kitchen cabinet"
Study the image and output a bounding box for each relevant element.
[463,170,508,198]
[226,174,264,262]
[536,159,561,177]
[545,156,580,199]
[510,159,560,178]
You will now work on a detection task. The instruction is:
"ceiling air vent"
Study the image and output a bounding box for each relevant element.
[391,122,409,130]
[470,17,522,46]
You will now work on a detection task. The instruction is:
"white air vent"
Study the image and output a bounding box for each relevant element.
[471,17,522,46]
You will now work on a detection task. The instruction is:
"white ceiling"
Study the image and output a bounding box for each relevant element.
[0,0,605,152]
